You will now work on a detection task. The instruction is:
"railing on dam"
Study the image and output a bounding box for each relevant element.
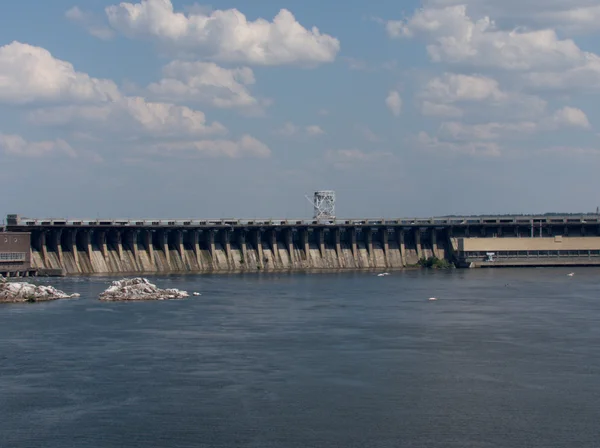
[7,214,600,228]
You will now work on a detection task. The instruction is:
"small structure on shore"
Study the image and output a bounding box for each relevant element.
[99,278,190,301]
[0,276,79,303]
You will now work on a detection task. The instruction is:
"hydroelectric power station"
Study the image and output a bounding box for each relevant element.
[5,211,600,276]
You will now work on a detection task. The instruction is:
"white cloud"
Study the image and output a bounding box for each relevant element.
[419,73,547,117]
[386,90,402,116]
[0,42,226,138]
[29,97,227,137]
[66,6,114,40]
[0,133,76,157]
[537,5,600,33]
[104,0,340,66]
[0,41,120,104]
[552,106,590,128]
[423,73,505,102]
[387,5,587,71]
[436,106,589,142]
[416,131,501,156]
[356,125,383,142]
[525,58,600,91]
[148,61,262,110]
[274,122,299,136]
[421,0,600,33]
[306,125,325,135]
[421,101,463,117]
[325,149,394,168]
[439,121,538,141]
[149,135,271,158]
[274,122,325,136]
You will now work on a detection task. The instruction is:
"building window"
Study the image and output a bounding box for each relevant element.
[0,252,26,262]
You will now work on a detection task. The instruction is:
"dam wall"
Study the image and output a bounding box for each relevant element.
[8,214,600,275]
[16,226,449,275]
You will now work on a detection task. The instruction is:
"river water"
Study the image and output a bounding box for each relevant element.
[1,269,600,447]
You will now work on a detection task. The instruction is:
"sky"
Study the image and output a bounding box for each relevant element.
[1,0,600,219]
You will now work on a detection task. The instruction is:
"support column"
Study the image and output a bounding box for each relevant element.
[53,229,63,265]
[208,230,216,267]
[350,228,357,261]
[115,230,123,261]
[399,230,406,267]
[415,229,423,260]
[270,229,279,266]
[176,230,185,260]
[69,229,80,271]
[144,230,154,264]
[255,229,264,268]
[382,228,389,267]
[302,228,310,265]
[238,230,247,268]
[318,228,325,259]
[128,230,139,262]
[334,228,342,265]
[222,230,232,268]
[286,229,294,265]
[97,230,108,260]
[160,230,170,266]
[82,230,92,261]
[40,231,48,265]
[366,228,374,266]
[431,229,439,258]
[192,230,201,268]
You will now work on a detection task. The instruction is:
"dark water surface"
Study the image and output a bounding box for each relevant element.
[1,269,600,447]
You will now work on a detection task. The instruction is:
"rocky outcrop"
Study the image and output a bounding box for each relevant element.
[0,276,80,303]
[99,278,190,301]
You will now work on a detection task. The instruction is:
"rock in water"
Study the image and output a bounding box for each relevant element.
[99,278,190,301]
[0,276,80,303]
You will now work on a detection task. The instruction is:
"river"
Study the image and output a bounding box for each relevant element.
[1,268,599,447]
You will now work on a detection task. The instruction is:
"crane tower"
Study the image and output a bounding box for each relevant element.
[306,190,336,221]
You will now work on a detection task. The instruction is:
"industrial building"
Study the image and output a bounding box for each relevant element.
[0,231,34,277]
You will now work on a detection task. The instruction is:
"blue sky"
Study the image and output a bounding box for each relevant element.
[1,0,600,219]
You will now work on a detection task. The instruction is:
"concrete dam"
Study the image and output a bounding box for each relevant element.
[5,214,600,276]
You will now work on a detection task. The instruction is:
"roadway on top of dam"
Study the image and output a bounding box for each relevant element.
[7,215,600,228]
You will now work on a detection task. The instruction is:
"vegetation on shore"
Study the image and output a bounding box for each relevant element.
[418,256,454,269]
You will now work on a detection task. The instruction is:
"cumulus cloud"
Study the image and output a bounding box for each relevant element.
[103,0,340,65]
[421,0,600,33]
[416,131,501,157]
[274,122,325,136]
[0,133,76,157]
[552,106,591,128]
[437,106,589,141]
[0,41,274,159]
[29,97,227,137]
[0,41,120,104]
[387,5,587,71]
[439,121,538,141]
[325,149,394,168]
[65,6,114,40]
[421,101,463,117]
[147,61,262,110]
[419,73,547,117]
[306,125,325,135]
[386,90,402,116]
[423,73,505,102]
[150,135,271,158]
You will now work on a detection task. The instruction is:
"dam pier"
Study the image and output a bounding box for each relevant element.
[5,214,600,276]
